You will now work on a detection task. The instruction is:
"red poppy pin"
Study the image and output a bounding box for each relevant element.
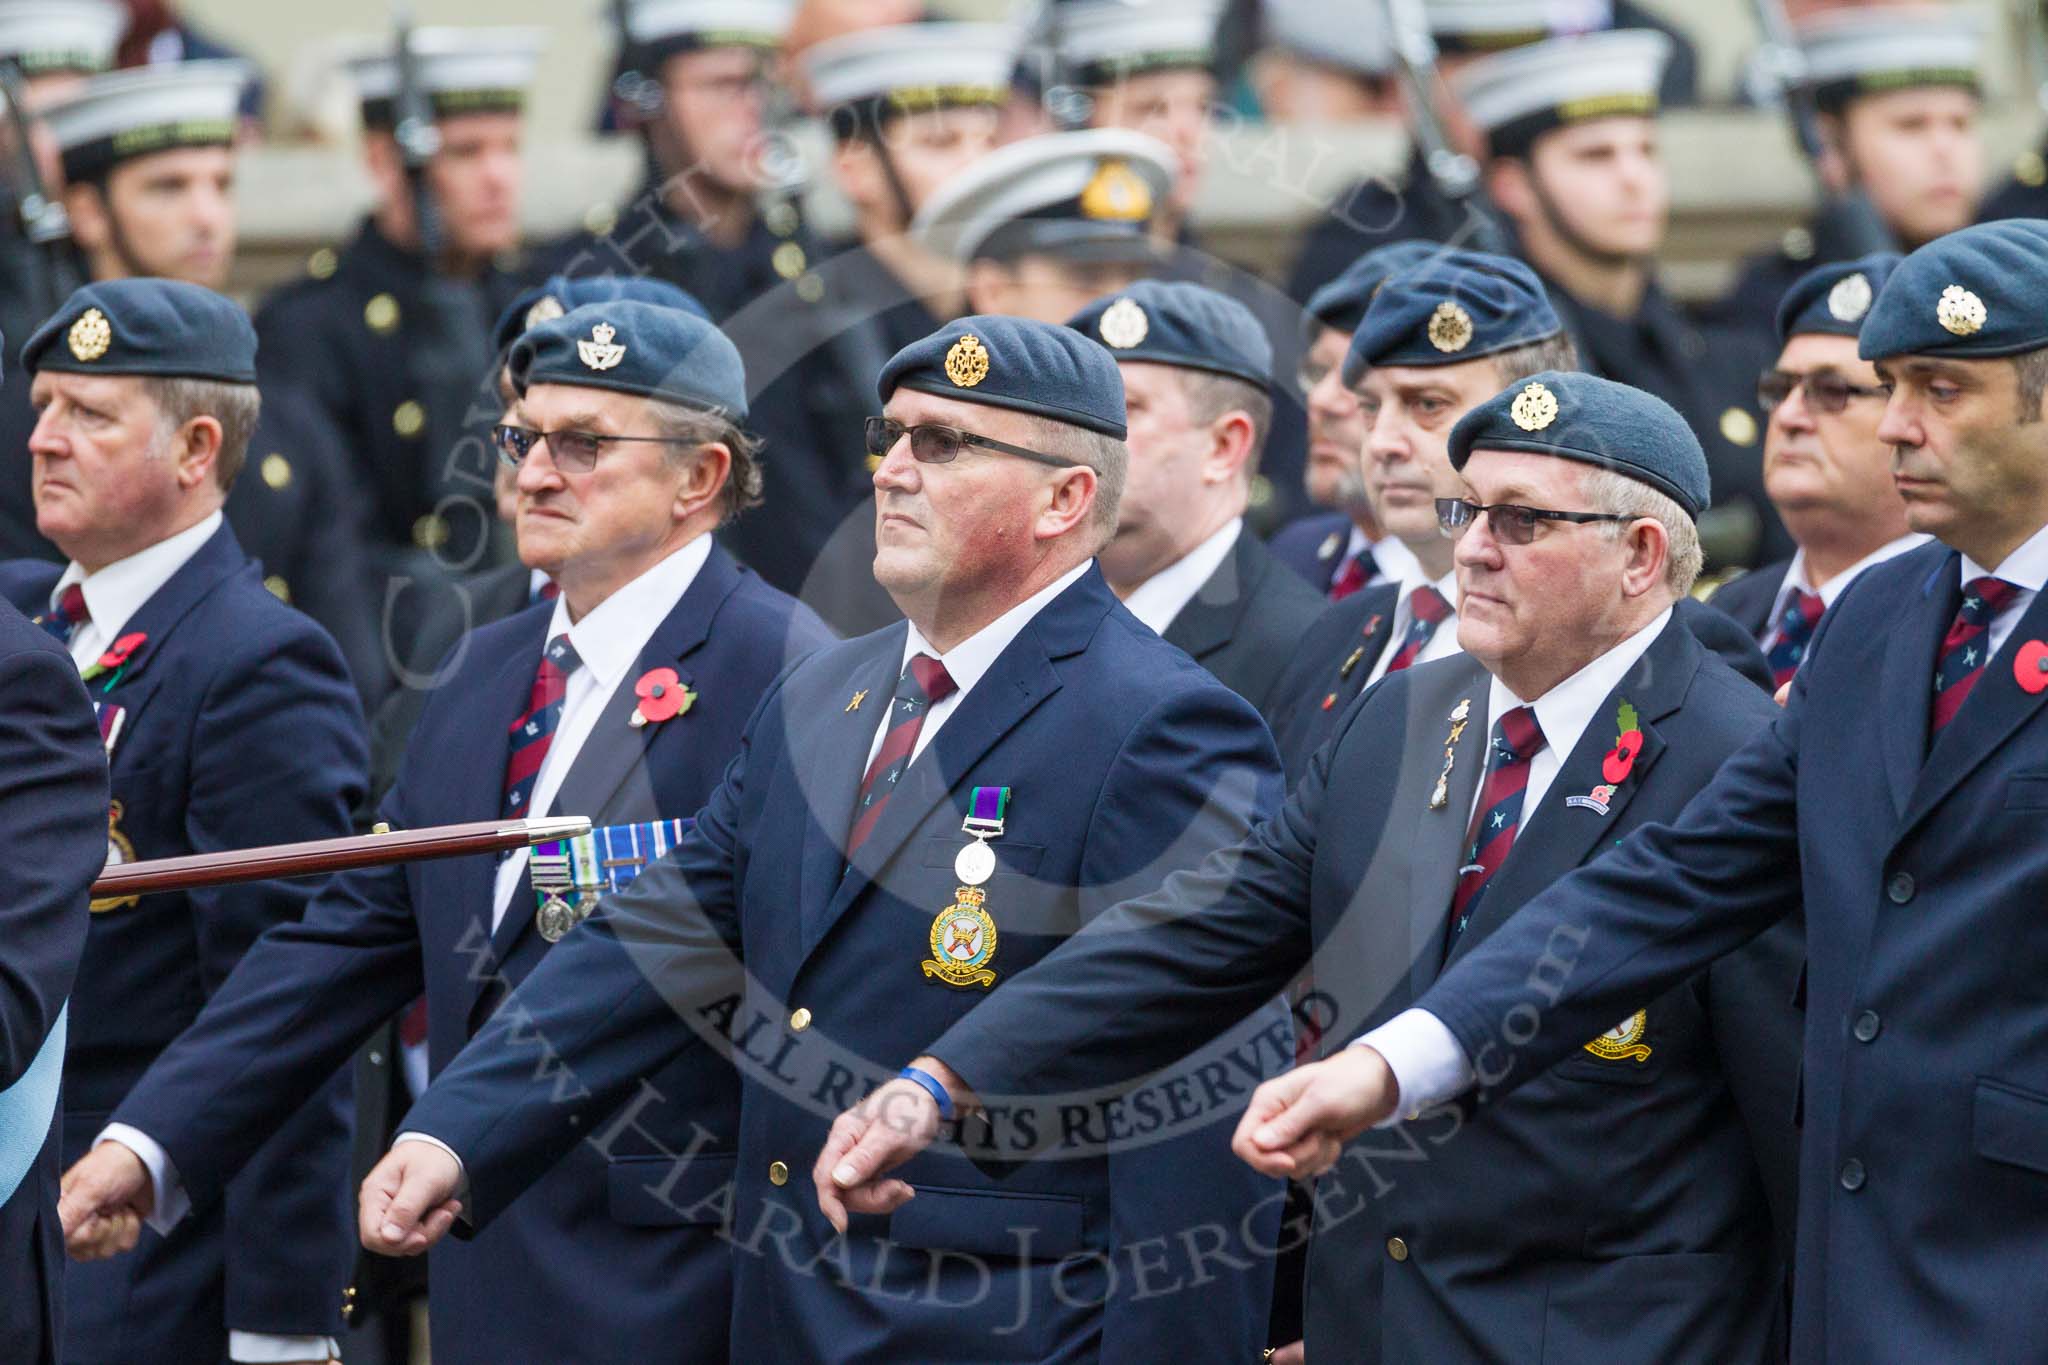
[2016,640,2048,695]
[1601,701,1642,787]
[630,667,695,728]
[81,631,147,684]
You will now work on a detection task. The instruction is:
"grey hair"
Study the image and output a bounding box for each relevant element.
[142,376,260,490]
[1490,333,1581,388]
[2012,346,2048,423]
[1018,412,1128,539]
[1581,466,1702,598]
[644,397,764,525]
[1178,370,1274,478]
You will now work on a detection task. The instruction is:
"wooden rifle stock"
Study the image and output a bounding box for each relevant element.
[90,816,592,899]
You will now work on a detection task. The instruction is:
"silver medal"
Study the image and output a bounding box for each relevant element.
[954,838,997,886]
[537,894,576,943]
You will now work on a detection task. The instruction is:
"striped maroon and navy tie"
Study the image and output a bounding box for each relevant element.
[1931,576,2020,734]
[1328,548,1377,602]
[1766,588,1825,689]
[847,653,956,857]
[36,582,88,644]
[1386,584,1453,673]
[503,633,583,819]
[1446,705,1546,958]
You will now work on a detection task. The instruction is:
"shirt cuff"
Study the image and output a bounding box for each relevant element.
[96,1123,190,1235]
[392,1131,470,1204]
[228,1330,339,1362]
[1352,1008,1473,1127]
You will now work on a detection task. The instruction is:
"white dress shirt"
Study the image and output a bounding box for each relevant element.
[1760,533,1928,650]
[1364,532,1418,589]
[1120,519,1242,636]
[74,511,334,1362]
[52,510,222,673]
[1365,558,1462,687]
[108,535,713,1363]
[1355,606,1677,1124]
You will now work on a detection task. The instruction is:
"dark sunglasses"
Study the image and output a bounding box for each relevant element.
[1436,498,1635,546]
[1756,369,1889,416]
[492,424,697,474]
[864,416,1079,469]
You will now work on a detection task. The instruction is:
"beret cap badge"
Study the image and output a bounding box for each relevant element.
[1427,300,1474,353]
[1510,381,1558,432]
[1828,272,1873,323]
[1937,284,1986,337]
[68,308,111,362]
[1097,297,1149,349]
[577,321,627,371]
[525,295,566,331]
[944,334,990,388]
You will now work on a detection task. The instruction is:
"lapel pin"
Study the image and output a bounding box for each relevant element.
[2017,640,2048,695]
[846,688,868,713]
[1429,698,1472,810]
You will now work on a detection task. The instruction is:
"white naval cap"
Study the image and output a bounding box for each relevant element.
[803,21,1016,130]
[1261,0,1392,77]
[343,26,545,125]
[42,60,249,182]
[1426,0,1612,51]
[1794,5,1982,113]
[1054,0,1224,82]
[913,127,1175,264]
[1453,27,1671,156]
[0,0,123,75]
[614,0,792,56]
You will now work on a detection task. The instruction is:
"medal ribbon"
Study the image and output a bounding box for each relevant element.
[533,818,693,915]
[963,785,1010,837]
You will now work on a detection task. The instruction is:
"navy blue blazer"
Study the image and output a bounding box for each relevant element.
[401,566,1290,1364]
[0,523,366,1363]
[927,612,1800,1363]
[1162,527,1329,723]
[1267,510,1354,594]
[113,543,828,1365]
[1415,540,2048,1362]
[0,601,108,1365]
[1707,559,1791,641]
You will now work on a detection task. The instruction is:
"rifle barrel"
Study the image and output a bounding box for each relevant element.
[91,817,592,898]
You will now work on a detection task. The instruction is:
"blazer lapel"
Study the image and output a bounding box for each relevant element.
[1899,576,2048,839]
[88,523,249,725]
[796,630,911,950]
[1877,552,1958,821]
[1448,618,1696,966]
[1404,664,1492,1000]
[545,546,744,825]
[802,572,1108,959]
[1162,528,1252,663]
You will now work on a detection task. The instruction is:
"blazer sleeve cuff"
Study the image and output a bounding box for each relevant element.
[1352,1008,1472,1127]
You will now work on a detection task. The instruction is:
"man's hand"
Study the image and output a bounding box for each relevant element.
[1269,1340,1305,1364]
[1773,680,1792,707]
[1232,1047,1399,1178]
[813,1056,971,1233]
[357,1142,463,1256]
[58,1140,153,1261]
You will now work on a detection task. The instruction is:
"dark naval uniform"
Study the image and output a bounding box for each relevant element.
[254,220,525,564]
[1978,147,2048,223]
[1286,152,1478,303]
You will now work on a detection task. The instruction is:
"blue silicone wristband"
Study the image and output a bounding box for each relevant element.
[897,1065,956,1121]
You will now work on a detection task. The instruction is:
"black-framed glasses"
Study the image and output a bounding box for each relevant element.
[864,416,1080,469]
[492,424,699,473]
[1756,369,1889,415]
[1436,498,1635,546]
